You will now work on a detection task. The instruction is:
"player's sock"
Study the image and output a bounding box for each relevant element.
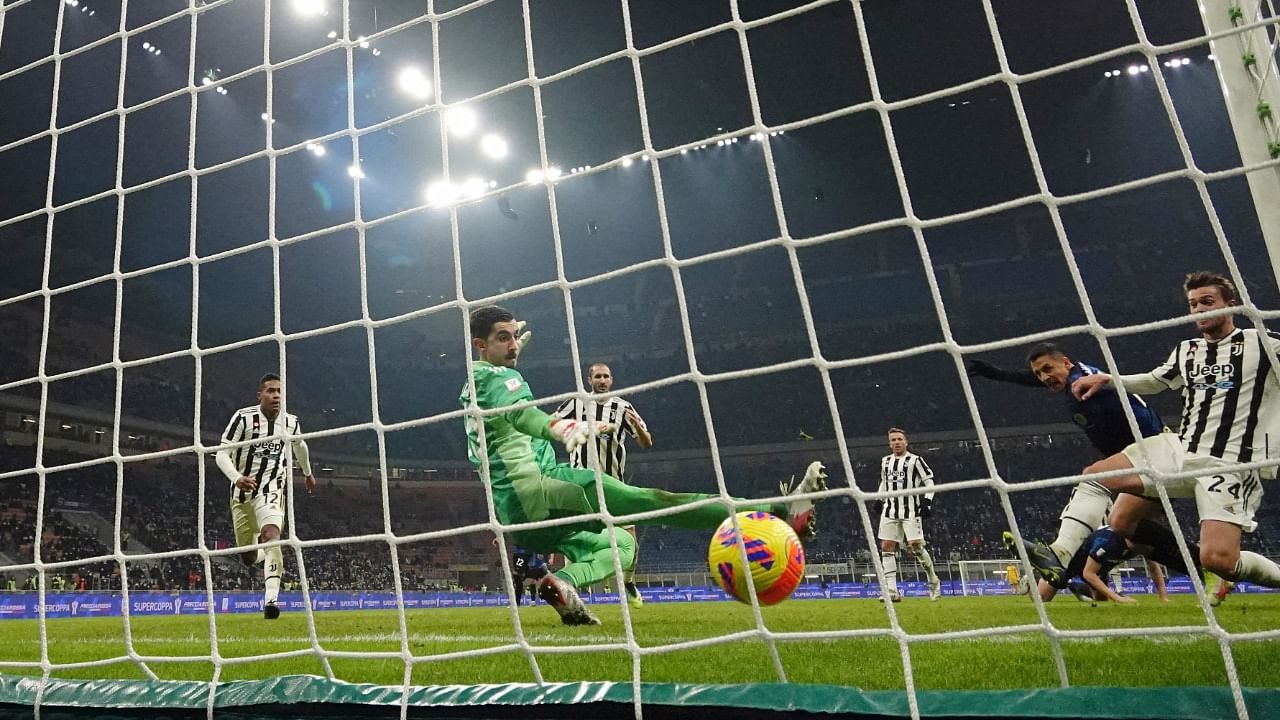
[913,546,938,582]
[263,546,283,604]
[1050,481,1110,566]
[881,552,898,595]
[1234,552,1280,588]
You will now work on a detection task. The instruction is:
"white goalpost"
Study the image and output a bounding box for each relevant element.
[1,1,1280,719]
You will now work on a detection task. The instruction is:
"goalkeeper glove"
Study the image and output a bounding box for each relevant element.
[548,418,617,454]
[515,320,532,353]
[918,497,933,519]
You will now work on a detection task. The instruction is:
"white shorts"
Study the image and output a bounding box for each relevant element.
[230,484,285,547]
[878,516,925,544]
[1121,434,1263,532]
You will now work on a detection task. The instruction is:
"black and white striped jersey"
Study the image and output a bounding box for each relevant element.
[1145,328,1280,464]
[216,406,312,502]
[552,396,648,480]
[878,452,935,520]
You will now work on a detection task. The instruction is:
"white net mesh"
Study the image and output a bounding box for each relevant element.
[2,0,1280,718]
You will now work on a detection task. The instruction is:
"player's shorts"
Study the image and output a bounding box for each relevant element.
[1121,434,1263,532]
[878,516,925,544]
[229,485,285,548]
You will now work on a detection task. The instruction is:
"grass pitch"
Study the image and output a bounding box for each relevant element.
[0,595,1277,691]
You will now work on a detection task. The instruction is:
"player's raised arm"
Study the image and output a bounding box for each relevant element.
[967,358,1041,387]
[624,403,654,449]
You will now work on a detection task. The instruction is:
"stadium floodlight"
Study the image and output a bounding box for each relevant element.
[446,106,478,137]
[143,42,151,50]
[357,36,369,48]
[305,143,325,157]
[397,67,432,100]
[545,166,562,180]
[347,165,364,179]
[462,177,487,199]
[202,76,213,86]
[260,113,275,124]
[621,157,633,167]
[425,181,458,206]
[327,30,337,39]
[1139,64,1150,72]
[216,87,228,95]
[154,48,161,55]
[488,180,498,188]
[480,133,508,159]
[1127,65,1140,75]
[642,154,650,161]
[371,49,381,56]
[525,168,544,184]
[680,148,689,154]
[293,0,325,16]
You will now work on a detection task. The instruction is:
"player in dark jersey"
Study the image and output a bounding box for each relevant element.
[975,343,1166,585]
[1015,520,1197,604]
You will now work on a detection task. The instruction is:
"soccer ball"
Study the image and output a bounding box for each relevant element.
[708,511,805,605]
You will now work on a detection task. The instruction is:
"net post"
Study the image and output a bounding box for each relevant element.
[1200,0,1280,290]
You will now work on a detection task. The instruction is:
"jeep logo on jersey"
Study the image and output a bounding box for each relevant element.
[253,439,284,457]
[1189,363,1234,379]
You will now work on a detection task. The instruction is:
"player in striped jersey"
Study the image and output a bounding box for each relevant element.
[876,428,941,602]
[214,374,316,620]
[1069,272,1280,602]
[553,363,654,609]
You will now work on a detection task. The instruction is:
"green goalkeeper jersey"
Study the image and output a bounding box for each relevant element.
[460,361,558,518]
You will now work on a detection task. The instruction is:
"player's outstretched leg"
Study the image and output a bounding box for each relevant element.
[1002,530,1067,589]
[622,526,642,610]
[564,461,828,539]
[1049,480,1112,566]
[524,527,636,626]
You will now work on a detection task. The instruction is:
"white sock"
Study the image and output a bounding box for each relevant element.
[263,546,283,604]
[913,546,938,582]
[881,552,898,594]
[1235,552,1280,588]
[1051,481,1111,565]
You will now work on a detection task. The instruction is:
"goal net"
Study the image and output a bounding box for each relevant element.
[1,0,1280,719]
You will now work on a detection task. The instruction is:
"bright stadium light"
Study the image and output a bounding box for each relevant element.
[1127,65,1140,75]
[680,148,689,154]
[305,142,326,157]
[446,106,478,137]
[621,157,633,167]
[397,67,432,100]
[426,181,458,206]
[480,133,508,159]
[327,30,337,39]
[202,76,213,86]
[1139,64,1150,72]
[347,165,364,179]
[143,42,151,50]
[461,177,487,199]
[546,166,562,180]
[525,168,544,184]
[293,0,325,16]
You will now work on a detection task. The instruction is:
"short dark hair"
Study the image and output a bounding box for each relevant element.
[887,427,907,438]
[470,305,514,339]
[1184,271,1238,305]
[1025,342,1065,366]
[588,362,611,375]
[259,373,280,388]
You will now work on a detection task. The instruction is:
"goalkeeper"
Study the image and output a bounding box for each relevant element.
[461,305,827,626]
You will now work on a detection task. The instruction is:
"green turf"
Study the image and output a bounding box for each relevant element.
[0,595,1276,691]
